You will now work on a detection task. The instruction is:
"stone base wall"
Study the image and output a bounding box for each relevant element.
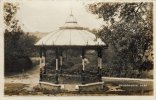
[41,74,99,84]
[76,82,104,92]
[39,82,64,90]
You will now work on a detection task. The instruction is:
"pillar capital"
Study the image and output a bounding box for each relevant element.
[39,47,42,57]
[39,47,46,57]
[59,49,63,56]
[42,47,46,57]
[55,48,59,59]
[81,49,86,58]
[97,47,103,58]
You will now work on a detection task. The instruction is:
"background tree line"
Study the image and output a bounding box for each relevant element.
[4,2,38,74]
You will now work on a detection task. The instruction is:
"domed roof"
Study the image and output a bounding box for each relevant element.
[35,13,106,47]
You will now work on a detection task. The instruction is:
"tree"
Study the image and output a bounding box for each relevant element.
[4,2,38,74]
[86,2,153,77]
[4,2,23,56]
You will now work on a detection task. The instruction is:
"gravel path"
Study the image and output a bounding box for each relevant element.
[5,65,40,91]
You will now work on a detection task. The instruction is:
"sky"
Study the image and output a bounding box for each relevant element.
[16,0,104,33]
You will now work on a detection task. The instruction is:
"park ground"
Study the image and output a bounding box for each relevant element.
[4,64,153,96]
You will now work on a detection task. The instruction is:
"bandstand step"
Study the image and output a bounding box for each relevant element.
[39,81,64,90]
[64,84,78,91]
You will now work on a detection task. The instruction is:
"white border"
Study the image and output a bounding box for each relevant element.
[0,0,155,100]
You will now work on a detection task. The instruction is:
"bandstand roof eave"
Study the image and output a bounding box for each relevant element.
[34,44,108,50]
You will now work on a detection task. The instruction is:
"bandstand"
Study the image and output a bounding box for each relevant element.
[35,12,108,91]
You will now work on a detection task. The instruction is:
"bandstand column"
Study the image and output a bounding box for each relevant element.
[97,47,102,82]
[59,50,63,75]
[39,48,42,82]
[42,48,46,74]
[81,49,86,84]
[55,49,59,84]
[39,47,46,81]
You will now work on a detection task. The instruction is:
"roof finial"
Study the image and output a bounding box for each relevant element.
[70,8,73,16]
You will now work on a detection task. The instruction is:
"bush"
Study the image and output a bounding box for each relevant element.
[5,56,32,74]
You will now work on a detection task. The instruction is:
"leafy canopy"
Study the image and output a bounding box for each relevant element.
[86,2,153,71]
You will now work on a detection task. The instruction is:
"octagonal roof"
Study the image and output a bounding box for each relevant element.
[35,13,106,47]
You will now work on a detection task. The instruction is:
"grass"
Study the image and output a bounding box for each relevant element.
[4,82,153,96]
[5,83,29,95]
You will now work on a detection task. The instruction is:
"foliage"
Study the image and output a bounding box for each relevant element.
[4,2,38,74]
[86,2,153,75]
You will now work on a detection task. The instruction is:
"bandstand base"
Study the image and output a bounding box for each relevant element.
[76,82,104,92]
[38,81,104,92]
[39,81,64,91]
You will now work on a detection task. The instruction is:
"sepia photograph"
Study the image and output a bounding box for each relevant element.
[1,0,155,97]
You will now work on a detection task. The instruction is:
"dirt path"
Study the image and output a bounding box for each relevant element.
[5,65,40,91]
